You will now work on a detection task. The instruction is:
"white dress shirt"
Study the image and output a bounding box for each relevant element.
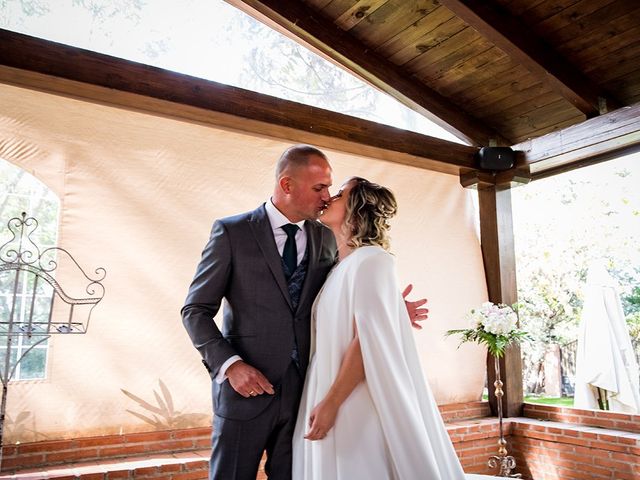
[215,199,308,383]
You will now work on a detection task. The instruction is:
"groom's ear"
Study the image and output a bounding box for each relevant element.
[279,176,293,194]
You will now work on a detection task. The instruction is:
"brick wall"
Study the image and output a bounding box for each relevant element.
[2,402,495,479]
[512,403,640,480]
[0,428,211,476]
[523,403,640,434]
[4,402,638,480]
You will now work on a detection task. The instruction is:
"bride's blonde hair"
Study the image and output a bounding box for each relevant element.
[344,177,397,251]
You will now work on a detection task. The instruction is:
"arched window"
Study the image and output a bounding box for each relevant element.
[0,158,60,380]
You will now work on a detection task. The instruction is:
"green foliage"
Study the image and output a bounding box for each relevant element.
[622,286,640,316]
[512,155,640,394]
[446,327,529,358]
[524,396,574,407]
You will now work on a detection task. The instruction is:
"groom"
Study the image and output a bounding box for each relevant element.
[182,144,426,480]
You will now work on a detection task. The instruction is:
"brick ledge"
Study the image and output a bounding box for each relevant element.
[0,450,209,480]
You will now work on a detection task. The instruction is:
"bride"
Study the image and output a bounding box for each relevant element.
[292,177,466,479]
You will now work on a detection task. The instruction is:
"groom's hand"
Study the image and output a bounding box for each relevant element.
[403,284,429,330]
[226,360,275,398]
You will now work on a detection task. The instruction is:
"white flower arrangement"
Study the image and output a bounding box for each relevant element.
[446,302,528,357]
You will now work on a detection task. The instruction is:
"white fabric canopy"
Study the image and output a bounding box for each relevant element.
[0,81,489,442]
[574,261,640,413]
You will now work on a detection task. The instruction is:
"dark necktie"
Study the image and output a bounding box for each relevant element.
[281,223,299,278]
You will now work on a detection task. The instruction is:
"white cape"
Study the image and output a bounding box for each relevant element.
[293,246,466,479]
[574,261,640,413]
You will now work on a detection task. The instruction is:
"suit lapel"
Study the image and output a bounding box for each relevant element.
[297,220,322,310]
[249,205,293,311]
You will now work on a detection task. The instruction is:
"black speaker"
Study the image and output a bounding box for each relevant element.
[477,147,515,171]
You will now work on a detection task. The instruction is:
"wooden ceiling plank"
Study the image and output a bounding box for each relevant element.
[305,0,330,7]
[586,39,640,82]
[606,69,640,103]
[350,0,433,46]
[227,0,509,145]
[462,69,540,109]
[407,27,489,77]
[333,0,392,31]
[536,0,621,36]
[450,64,532,105]
[435,54,516,98]
[304,0,333,9]
[554,7,639,56]
[419,42,498,87]
[437,0,618,116]
[391,18,470,70]
[539,0,636,47]
[418,41,505,86]
[504,99,583,140]
[512,103,640,173]
[0,29,478,173]
[518,0,584,24]
[577,23,640,66]
[484,90,563,124]
[379,7,456,60]
[518,118,585,146]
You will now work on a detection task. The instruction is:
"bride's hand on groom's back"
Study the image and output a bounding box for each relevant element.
[402,284,429,329]
[305,399,338,441]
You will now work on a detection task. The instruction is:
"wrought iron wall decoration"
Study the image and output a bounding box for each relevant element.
[0,212,106,468]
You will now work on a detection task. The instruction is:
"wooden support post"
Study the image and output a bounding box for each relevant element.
[478,185,523,417]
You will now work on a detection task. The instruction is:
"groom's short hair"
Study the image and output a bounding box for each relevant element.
[276,144,327,179]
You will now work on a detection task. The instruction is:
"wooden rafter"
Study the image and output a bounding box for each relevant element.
[0,29,477,175]
[438,0,620,117]
[227,0,509,146]
[514,102,640,178]
[459,103,640,187]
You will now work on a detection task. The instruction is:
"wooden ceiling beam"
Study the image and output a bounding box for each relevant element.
[227,0,509,146]
[438,0,621,117]
[513,102,640,178]
[0,29,478,175]
[460,103,640,187]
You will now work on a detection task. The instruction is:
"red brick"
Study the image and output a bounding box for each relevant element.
[76,436,125,448]
[105,471,132,479]
[1,445,18,457]
[577,462,618,476]
[149,440,196,451]
[18,440,75,454]
[614,420,640,432]
[0,453,46,469]
[173,428,211,439]
[99,445,148,457]
[171,471,207,480]
[46,447,99,463]
[182,461,208,473]
[160,463,183,473]
[78,474,106,480]
[193,438,211,448]
[124,431,173,443]
[134,465,162,476]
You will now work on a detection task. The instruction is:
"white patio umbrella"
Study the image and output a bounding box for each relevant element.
[574,261,640,413]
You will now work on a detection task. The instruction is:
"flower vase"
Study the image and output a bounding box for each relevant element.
[488,354,522,478]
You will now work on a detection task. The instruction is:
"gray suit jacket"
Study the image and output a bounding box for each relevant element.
[182,204,337,420]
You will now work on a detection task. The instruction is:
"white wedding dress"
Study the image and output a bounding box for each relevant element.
[292,246,466,480]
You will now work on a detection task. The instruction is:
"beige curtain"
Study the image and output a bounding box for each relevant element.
[0,82,488,442]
